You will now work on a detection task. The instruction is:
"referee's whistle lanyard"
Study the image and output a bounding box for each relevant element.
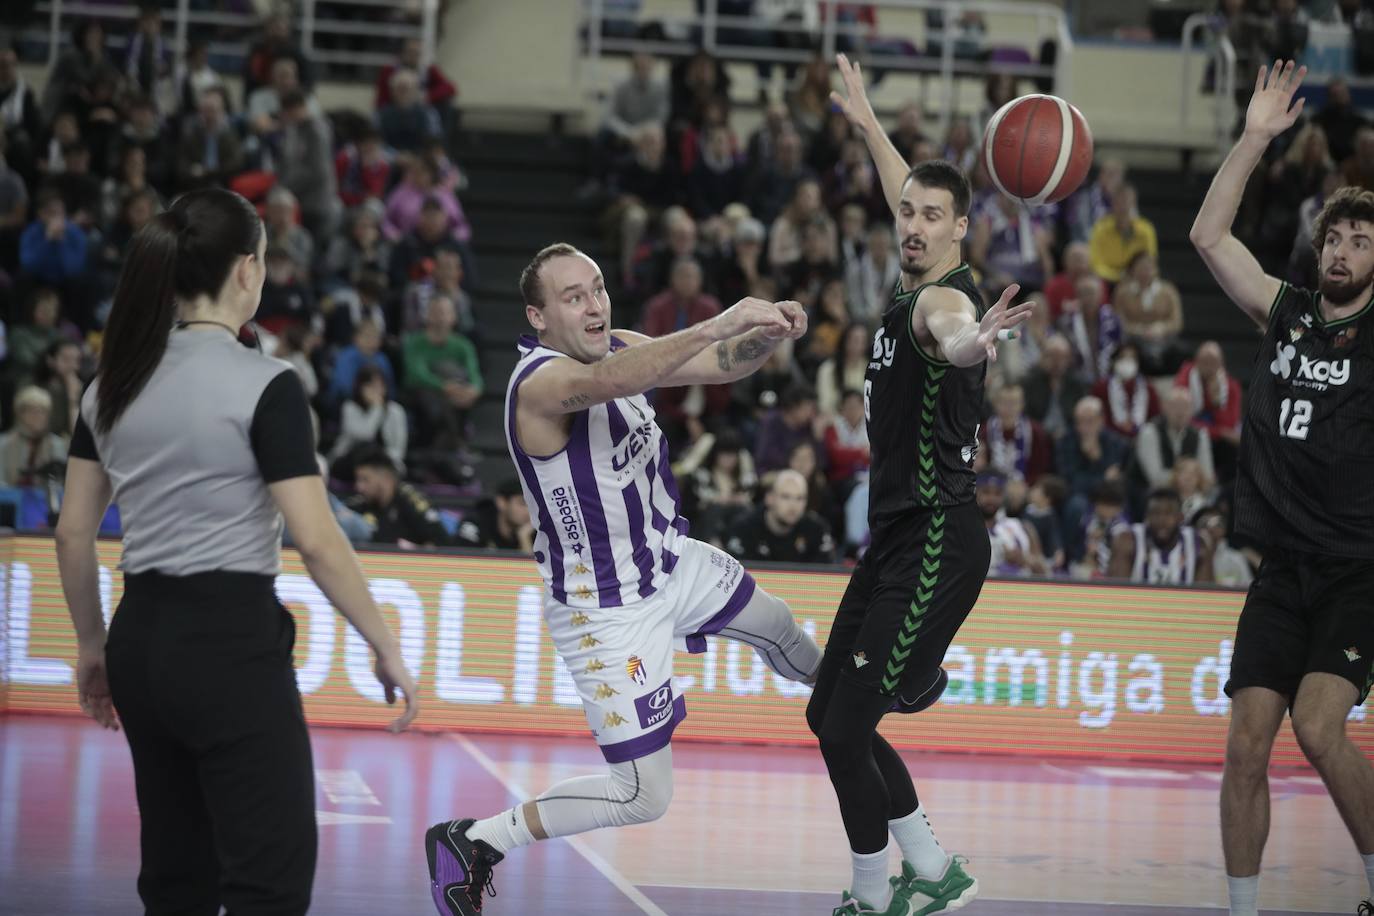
[176,320,264,353]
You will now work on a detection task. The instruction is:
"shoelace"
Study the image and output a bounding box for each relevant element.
[466,859,498,911]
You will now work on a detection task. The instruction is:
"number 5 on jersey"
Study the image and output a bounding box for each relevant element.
[1279,397,1312,440]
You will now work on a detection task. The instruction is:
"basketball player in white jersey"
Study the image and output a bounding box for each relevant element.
[424,243,825,916]
[1108,487,1213,585]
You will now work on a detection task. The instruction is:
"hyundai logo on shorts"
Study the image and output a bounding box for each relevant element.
[634,679,675,729]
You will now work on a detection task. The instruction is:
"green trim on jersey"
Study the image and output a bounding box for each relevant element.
[902,264,976,368]
[1311,286,1374,329]
[1264,281,1289,334]
[881,509,946,694]
[915,367,947,505]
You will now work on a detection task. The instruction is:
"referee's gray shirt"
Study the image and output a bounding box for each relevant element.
[71,329,319,576]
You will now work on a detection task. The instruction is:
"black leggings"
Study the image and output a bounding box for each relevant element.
[806,645,919,855]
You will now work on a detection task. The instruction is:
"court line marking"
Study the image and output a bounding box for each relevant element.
[631,883,1344,913]
[449,733,669,916]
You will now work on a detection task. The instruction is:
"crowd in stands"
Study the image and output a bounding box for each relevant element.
[588,43,1269,589]
[2,5,1339,590]
[0,6,505,549]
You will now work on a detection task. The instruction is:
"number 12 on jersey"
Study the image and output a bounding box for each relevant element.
[1279,397,1312,440]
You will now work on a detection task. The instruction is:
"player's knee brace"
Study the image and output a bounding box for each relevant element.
[607,752,674,826]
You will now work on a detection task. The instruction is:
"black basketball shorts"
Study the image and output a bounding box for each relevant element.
[828,502,990,698]
[1226,551,1374,705]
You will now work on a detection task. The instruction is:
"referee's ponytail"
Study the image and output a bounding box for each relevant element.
[96,188,263,434]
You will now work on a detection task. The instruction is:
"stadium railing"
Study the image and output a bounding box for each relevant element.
[580,0,1071,142]
[1179,12,1239,163]
[22,0,440,82]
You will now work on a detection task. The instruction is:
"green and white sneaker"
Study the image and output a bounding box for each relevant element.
[831,888,913,916]
[889,856,978,914]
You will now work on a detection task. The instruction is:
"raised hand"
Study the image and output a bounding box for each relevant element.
[767,300,809,340]
[1245,60,1307,142]
[708,296,794,341]
[830,53,878,134]
[977,283,1035,363]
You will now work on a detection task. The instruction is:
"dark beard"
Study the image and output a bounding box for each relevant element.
[1318,267,1374,305]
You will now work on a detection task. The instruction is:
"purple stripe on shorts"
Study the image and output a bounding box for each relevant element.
[569,410,622,608]
[508,354,566,603]
[661,549,678,576]
[599,695,687,763]
[621,480,656,599]
[684,572,756,654]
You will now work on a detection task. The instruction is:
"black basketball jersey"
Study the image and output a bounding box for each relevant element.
[865,263,987,529]
[1235,282,1374,557]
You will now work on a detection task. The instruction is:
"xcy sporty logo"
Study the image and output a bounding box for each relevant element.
[870,328,896,368]
[1271,342,1350,390]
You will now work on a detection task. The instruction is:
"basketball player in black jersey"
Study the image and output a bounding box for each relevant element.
[1192,60,1374,916]
[807,54,1033,916]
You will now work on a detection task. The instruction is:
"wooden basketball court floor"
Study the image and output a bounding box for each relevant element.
[0,715,1363,915]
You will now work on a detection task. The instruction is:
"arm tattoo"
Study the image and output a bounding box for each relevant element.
[560,393,592,410]
[732,336,772,365]
[716,341,732,372]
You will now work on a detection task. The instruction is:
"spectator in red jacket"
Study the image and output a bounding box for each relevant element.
[640,258,728,444]
[1092,341,1159,439]
[1042,241,1106,323]
[375,38,457,110]
[823,388,869,485]
[1174,340,1243,481]
[335,126,393,208]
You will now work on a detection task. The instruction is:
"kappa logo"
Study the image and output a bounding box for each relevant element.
[1346,646,1363,662]
[593,683,619,700]
[570,611,592,627]
[578,634,601,649]
[602,712,628,729]
[584,659,607,674]
[853,651,869,669]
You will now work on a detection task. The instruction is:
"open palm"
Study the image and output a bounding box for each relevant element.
[977,283,1035,363]
[1246,60,1307,141]
[829,53,878,133]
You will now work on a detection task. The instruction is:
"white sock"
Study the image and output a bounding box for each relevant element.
[889,805,949,879]
[465,805,536,855]
[1364,852,1374,896]
[1227,874,1258,916]
[850,844,893,911]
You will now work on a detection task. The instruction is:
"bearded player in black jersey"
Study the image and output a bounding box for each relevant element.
[1192,60,1374,916]
[806,54,1033,916]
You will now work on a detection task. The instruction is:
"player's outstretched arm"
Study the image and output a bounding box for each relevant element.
[520,298,793,415]
[1190,60,1306,329]
[918,282,1034,368]
[831,53,910,220]
[618,300,808,385]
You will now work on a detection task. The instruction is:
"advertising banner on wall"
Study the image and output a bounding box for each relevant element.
[3,537,1367,766]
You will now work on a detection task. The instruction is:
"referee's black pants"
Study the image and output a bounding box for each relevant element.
[106,571,317,916]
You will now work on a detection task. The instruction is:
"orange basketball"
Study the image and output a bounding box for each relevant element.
[982,93,1094,206]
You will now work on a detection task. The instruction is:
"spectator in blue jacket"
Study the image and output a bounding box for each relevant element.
[20,191,87,288]
[328,317,397,406]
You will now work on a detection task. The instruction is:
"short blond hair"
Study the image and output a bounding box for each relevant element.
[14,386,52,414]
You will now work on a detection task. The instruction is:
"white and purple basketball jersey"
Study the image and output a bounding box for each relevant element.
[505,334,689,608]
[1130,523,1200,585]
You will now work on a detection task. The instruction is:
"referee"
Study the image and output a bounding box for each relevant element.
[54,188,419,915]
